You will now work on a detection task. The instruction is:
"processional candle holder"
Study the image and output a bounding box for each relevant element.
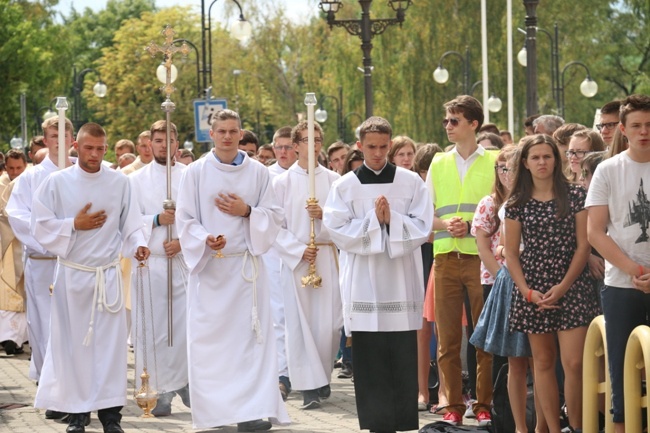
[301,93,322,288]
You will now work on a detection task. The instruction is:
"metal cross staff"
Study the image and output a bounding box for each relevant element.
[145,26,190,347]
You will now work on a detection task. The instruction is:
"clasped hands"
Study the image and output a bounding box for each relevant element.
[375,195,390,225]
[445,216,468,238]
[527,284,568,310]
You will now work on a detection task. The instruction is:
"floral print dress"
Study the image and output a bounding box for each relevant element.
[506,184,601,334]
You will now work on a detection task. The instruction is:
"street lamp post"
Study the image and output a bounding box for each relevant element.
[517,23,598,118]
[433,48,503,113]
[315,86,344,141]
[343,111,363,143]
[523,0,539,117]
[559,62,598,119]
[72,65,107,130]
[200,0,252,98]
[433,47,471,95]
[173,38,202,97]
[319,0,411,120]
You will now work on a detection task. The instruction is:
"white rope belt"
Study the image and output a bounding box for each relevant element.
[214,250,262,343]
[58,257,123,346]
[148,253,185,259]
[315,242,339,273]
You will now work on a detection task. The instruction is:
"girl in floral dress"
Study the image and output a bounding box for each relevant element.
[470,146,541,433]
[505,134,601,433]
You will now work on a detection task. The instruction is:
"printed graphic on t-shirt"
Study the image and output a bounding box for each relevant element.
[625,178,650,243]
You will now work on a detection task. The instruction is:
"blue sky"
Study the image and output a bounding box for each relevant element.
[54,0,317,24]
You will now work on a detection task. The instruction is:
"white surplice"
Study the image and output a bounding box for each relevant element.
[31,164,145,413]
[6,158,63,380]
[272,163,343,391]
[176,151,290,429]
[265,161,289,379]
[323,166,433,335]
[128,161,188,394]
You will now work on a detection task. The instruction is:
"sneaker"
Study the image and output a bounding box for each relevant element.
[476,411,492,427]
[337,365,353,379]
[300,390,321,410]
[442,411,462,426]
[318,384,331,400]
[464,399,477,418]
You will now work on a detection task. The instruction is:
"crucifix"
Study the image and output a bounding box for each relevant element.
[144,25,190,348]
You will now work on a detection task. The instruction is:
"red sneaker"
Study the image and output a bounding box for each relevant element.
[442,411,462,426]
[476,410,492,427]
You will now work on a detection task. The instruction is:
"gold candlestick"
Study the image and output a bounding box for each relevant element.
[301,198,322,288]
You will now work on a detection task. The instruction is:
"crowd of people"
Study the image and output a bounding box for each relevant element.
[0,93,648,433]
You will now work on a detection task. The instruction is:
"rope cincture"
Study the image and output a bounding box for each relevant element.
[58,257,123,346]
[214,250,262,343]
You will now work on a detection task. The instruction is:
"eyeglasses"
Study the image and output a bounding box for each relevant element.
[298,137,323,144]
[565,150,592,158]
[494,165,509,174]
[596,122,618,131]
[273,145,293,152]
[442,118,461,128]
[580,168,590,180]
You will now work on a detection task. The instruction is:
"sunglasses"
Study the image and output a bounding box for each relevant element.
[442,118,461,128]
[596,122,618,131]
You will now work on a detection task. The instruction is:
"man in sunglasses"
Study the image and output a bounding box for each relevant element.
[597,100,621,147]
[426,95,497,427]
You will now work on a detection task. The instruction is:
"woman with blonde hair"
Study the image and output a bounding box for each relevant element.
[388,135,417,170]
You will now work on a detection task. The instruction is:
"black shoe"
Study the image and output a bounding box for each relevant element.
[337,365,353,379]
[237,419,272,432]
[62,413,90,426]
[66,414,89,433]
[318,384,331,400]
[301,390,321,410]
[3,340,24,354]
[45,410,67,420]
[151,391,173,417]
[175,384,191,408]
[102,420,124,433]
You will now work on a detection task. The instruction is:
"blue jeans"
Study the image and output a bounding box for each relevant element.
[601,285,650,423]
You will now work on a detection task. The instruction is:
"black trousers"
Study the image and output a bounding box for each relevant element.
[71,406,122,425]
[352,330,418,432]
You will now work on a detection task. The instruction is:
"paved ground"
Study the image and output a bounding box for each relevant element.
[0,346,480,432]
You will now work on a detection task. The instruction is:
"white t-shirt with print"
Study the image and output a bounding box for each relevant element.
[585,151,650,288]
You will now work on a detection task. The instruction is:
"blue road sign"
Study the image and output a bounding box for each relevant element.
[193,98,227,142]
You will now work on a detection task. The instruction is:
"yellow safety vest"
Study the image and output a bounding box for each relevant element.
[430,150,497,256]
